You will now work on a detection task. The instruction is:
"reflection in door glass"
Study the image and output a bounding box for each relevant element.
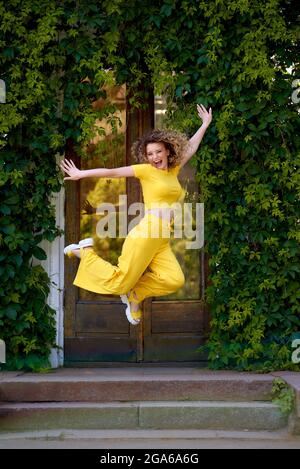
[79,85,126,301]
[154,95,201,300]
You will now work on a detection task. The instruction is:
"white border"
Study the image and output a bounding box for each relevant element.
[37,156,65,368]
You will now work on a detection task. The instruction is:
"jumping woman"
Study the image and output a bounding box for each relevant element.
[60,104,212,325]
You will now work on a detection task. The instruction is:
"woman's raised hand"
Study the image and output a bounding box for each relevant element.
[60,159,82,181]
[197,104,212,128]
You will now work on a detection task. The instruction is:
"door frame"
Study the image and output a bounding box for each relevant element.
[63,88,211,366]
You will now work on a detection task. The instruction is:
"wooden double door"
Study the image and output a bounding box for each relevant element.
[64,86,210,366]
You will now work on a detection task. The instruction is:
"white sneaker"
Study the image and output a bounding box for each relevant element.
[64,238,93,257]
[79,238,94,248]
[120,294,140,325]
[64,243,80,257]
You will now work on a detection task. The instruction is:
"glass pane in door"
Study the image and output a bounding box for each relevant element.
[79,84,127,301]
[154,95,202,300]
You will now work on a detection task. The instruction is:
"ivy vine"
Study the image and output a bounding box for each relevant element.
[1,0,299,370]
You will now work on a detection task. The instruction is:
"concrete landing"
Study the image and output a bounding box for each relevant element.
[0,429,300,449]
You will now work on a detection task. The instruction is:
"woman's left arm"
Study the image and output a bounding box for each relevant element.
[180,104,212,167]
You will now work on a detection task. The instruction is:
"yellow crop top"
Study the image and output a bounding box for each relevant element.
[131,163,186,210]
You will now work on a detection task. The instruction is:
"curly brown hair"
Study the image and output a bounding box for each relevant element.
[131,129,189,169]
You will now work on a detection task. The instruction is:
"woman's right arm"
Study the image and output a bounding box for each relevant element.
[60,159,134,180]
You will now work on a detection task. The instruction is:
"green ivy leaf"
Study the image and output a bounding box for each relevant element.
[32,247,47,261]
[4,306,18,320]
[1,225,16,235]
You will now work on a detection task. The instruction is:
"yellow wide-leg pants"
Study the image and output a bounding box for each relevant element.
[73,213,185,302]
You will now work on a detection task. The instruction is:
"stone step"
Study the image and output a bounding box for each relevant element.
[0,369,275,402]
[0,401,287,433]
[273,372,300,435]
[2,429,300,449]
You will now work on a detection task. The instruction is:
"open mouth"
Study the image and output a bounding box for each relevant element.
[153,160,163,166]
